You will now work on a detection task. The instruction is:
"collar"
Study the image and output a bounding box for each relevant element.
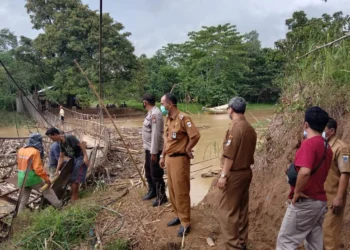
[328,136,337,147]
[230,116,246,126]
[169,109,180,120]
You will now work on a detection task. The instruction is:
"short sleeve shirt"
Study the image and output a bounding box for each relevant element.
[221,117,257,170]
[60,135,82,158]
[324,137,350,204]
[165,111,200,155]
[289,136,333,201]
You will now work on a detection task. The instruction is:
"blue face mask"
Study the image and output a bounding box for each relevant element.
[160,105,168,116]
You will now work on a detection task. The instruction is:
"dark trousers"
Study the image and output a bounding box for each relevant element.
[144,150,165,193]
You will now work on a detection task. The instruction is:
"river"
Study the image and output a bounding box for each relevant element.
[0,109,274,206]
[106,109,274,205]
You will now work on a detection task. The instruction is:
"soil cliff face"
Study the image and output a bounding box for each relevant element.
[202,112,350,249]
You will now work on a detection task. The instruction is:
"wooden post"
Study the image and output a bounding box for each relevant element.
[74,60,146,186]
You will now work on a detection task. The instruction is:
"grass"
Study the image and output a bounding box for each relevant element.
[106,239,130,250]
[6,203,99,250]
[0,110,36,127]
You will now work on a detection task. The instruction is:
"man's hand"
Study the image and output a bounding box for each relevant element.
[292,192,309,205]
[160,157,165,169]
[332,197,344,215]
[151,154,157,162]
[186,150,194,159]
[83,155,89,166]
[217,177,227,189]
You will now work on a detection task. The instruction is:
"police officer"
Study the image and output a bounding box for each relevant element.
[323,117,350,250]
[217,97,257,250]
[141,93,167,207]
[159,93,200,237]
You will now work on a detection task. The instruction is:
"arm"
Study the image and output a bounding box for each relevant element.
[150,113,162,161]
[33,152,50,183]
[160,130,167,168]
[78,141,89,166]
[56,152,65,172]
[185,134,201,158]
[292,167,311,204]
[332,173,350,214]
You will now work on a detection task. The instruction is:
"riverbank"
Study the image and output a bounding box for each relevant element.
[0,110,36,128]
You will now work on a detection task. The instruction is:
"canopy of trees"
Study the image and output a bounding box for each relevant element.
[0,0,348,109]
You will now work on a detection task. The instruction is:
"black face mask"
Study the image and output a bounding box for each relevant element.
[143,103,146,109]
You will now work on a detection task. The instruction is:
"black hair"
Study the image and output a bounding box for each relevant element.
[326,117,337,131]
[165,93,177,105]
[304,106,329,133]
[142,93,156,106]
[45,127,60,136]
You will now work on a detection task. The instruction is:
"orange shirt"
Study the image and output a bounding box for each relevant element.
[165,110,200,155]
[17,147,49,187]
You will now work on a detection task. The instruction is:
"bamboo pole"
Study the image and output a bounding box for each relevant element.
[296,32,350,60]
[74,59,146,186]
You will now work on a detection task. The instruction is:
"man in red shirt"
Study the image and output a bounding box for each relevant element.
[277,106,333,250]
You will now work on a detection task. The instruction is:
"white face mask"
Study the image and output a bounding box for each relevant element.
[322,131,326,139]
[303,130,307,138]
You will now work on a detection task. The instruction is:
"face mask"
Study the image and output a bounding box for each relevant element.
[322,131,327,139]
[303,130,307,138]
[160,105,168,116]
[143,103,146,109]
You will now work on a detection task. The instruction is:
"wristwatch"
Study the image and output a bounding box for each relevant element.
[220,173,227,178]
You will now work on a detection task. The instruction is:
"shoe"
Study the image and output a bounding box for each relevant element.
[177,225,191,237]
[152,196,168,207]
[142,186,156,200]
[167,217,181,227]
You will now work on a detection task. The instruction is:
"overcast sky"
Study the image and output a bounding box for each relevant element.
[1,0,349,56]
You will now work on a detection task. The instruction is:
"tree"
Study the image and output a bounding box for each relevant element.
[22,0,137,107]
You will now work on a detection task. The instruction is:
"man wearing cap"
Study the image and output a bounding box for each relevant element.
[141,93,167,207]
[323,117,350,250]
[159,93,201,237]
[217,97,257,250]
[17,133,62,212]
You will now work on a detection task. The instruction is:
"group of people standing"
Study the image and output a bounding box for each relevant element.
[140,93,258,246]
[277,107,349,250]
[15,94,349,249]
[142,94,349,250]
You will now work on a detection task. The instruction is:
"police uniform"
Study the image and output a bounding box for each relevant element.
[164,111,200,227]
[219,116,257,250]
[142,106,165,200]
[323,137,350,250]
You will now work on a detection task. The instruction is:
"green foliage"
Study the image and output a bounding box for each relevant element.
[12,203,98,250]
[276,11,350,115]
[139,24,284,106]
[0,110,36,127]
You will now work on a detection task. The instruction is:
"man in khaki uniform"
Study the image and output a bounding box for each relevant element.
[217,97,257,250]
[323,117,350,250]
[159,93,201,237]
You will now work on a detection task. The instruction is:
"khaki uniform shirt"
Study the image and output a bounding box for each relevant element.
[142,106,164,154]
[324,137,350,205]
[165,110,200,155]
[221,116,257,170]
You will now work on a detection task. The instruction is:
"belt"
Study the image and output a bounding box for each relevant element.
[169,153,187,158]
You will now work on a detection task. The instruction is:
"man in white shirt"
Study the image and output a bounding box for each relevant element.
[59,106,65,123]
